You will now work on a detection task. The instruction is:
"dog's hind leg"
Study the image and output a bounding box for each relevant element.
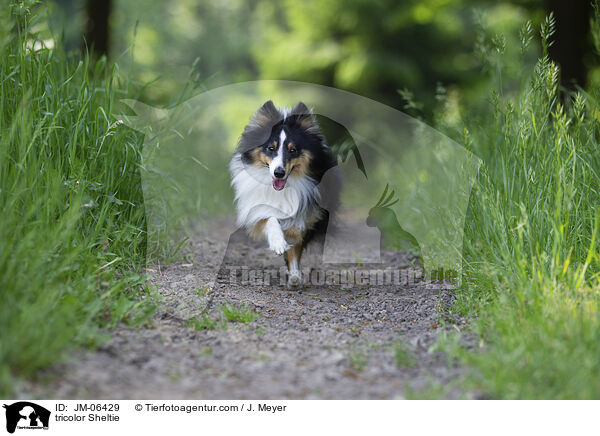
[304,209,329,264]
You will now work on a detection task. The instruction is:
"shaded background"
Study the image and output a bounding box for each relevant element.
[47,0,595,118]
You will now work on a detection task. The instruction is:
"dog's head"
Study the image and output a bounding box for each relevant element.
[237,100,330,191]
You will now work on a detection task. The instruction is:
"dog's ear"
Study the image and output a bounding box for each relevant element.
[291,101,310,115]
[237,101,282,152]
[253,100,282,127]
[291,101,318,131]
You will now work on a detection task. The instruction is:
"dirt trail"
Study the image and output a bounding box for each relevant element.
[21,221,466,399]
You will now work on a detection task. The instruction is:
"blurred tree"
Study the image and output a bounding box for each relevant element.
[48,0,597,113]
[251,0,483,115]
[84,0,111,57]
[545,0,591,89]
[48,0,85,53]
[110,0,258,102]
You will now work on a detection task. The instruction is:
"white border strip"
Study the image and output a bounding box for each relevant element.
[1,400,597,435]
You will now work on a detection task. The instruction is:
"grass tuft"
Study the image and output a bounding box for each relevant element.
[185,302,259,331]
[219,303,260,323]
[392,342,416,368]
[185,315,223,331]
[347,348,368,372]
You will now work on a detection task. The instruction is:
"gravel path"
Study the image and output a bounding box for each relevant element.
[21,220,467,399]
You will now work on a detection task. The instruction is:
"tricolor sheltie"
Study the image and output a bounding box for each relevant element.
[229,100,339,288]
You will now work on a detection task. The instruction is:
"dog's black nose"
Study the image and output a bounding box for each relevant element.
[274,167,285,179]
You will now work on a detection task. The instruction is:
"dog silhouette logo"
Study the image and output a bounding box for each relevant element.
[3,402,50,434]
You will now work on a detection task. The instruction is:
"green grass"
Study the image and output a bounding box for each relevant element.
[185,303,259,330]
[392,342,416,368]
[434,12,600,399]
[347,348,368,372]
[185,314,224,331]
[0,4,156,395]
[219,303,260,323]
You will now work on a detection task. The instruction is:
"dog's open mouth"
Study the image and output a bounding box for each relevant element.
[272,178,287,191]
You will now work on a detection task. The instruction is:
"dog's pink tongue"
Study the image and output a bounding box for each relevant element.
[272,178,287,191]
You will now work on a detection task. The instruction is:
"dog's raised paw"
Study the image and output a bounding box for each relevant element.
[269,237,290,255]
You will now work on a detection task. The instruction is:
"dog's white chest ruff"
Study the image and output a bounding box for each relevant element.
[230,154,317,230]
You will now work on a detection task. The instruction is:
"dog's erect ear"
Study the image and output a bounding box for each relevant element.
[259,100,277,113]
[253,100,281,127]
[291,101,310,115]
[237,101,282,152]
[291,101,318,131]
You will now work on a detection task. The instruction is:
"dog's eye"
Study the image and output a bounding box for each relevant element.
[268,145,275,152]
[289,147,297,153]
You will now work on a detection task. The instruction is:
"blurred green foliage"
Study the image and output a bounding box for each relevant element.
[48,0,553,117]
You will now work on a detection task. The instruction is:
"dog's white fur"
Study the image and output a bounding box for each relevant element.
[229,153,320,253]
[287,254,301,285]
[269,130,287,178]
[264,217,289,254]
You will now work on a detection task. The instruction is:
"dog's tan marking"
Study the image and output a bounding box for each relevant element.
[247,218,268,240]
[288,150,312,179]
[255,113,281,127]
[284,243,303,269]
[250,147,272,168]
[300,116,313,129]
[283,225,304,245]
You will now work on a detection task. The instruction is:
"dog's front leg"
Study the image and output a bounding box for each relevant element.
[265,217,290,255]
[284,244,303,289]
